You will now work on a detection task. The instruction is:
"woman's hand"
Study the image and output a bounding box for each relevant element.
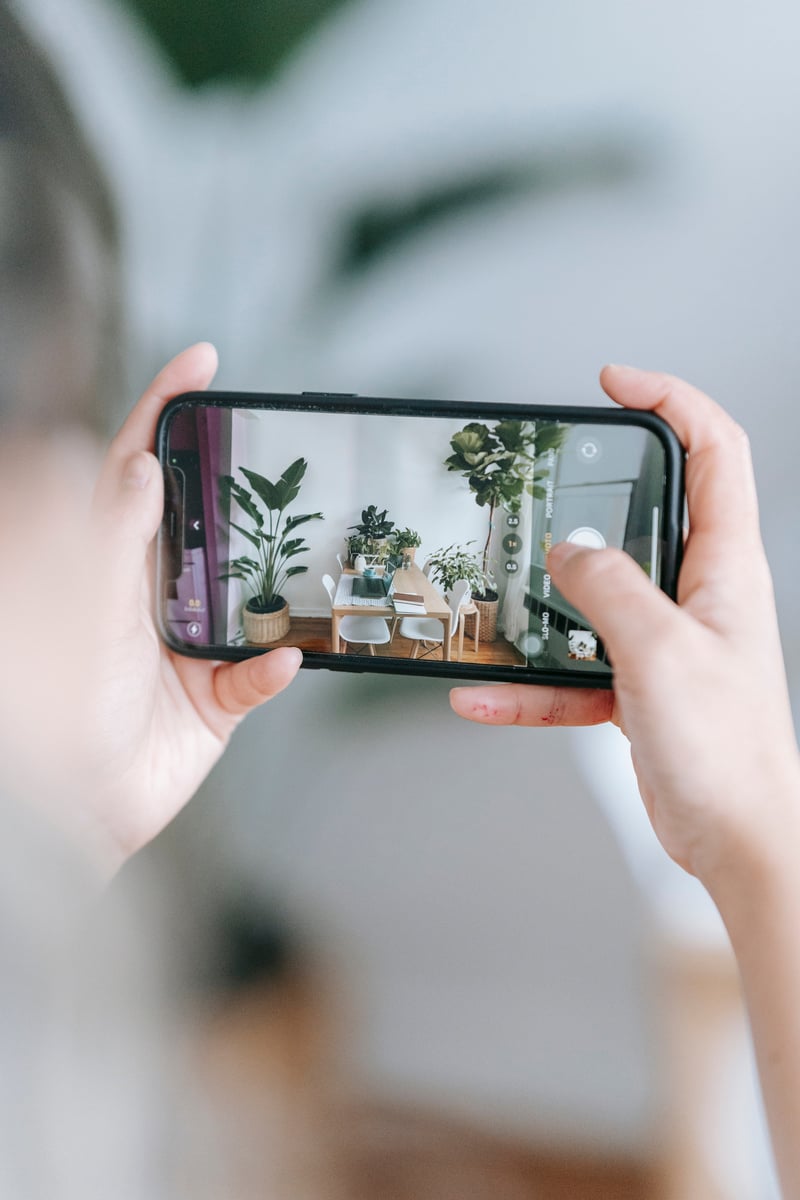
[87,344,301,873]
[450,365,800,894]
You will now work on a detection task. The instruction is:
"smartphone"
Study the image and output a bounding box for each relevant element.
[156,391,684,688]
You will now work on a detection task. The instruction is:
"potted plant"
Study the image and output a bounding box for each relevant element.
[443,419,564,640]
[345,533,368,568]
[391,526,422,564]
[424,542,484,595]
[348,504,395,562]
[221,458,323,644]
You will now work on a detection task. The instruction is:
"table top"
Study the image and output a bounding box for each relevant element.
[333,562,450,619]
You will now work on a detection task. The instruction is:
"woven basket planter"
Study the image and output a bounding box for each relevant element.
[464,595,498,643]
[243,600,290,644]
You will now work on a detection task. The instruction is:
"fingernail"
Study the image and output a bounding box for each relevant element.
[602,363,642,377]
[123,451,153,490]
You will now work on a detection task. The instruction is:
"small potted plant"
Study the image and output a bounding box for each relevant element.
[391,527,422,565]
[345,533,368,568]
[424,542,485,596]
[348,504,395,563]
[221,458,323,644]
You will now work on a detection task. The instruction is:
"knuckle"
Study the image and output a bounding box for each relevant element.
[726,418,751,455]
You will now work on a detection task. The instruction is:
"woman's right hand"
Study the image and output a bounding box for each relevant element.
[451,365,800,897]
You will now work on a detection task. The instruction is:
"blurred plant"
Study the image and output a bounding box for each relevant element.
[121,0,352,88]
[220,459,323,613]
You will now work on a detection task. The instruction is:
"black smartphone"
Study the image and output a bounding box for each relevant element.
[156,391,684,688]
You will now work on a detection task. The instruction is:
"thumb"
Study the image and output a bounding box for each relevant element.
[548,542,682,671]
[94,450,164,636]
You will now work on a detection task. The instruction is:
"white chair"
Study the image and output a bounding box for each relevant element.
[397,579,471,660]
[322,573,391,656]
[421,558,433,578]
[336,552,346,571]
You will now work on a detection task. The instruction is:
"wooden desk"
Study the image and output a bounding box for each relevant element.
[331,563,453,659]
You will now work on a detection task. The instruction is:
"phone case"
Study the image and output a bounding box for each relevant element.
[156,391,684,688]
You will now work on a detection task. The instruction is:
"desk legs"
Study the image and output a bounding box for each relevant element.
[331,614,341,653]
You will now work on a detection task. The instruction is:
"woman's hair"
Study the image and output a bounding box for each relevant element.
[0,0,122,433]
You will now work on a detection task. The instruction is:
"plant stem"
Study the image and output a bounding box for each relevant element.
[482,499,496,580]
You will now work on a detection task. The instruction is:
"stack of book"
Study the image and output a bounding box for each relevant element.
[392,591,426,615]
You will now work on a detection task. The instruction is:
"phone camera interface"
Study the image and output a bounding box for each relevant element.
[576,435,603,464]
[161,406,669,678]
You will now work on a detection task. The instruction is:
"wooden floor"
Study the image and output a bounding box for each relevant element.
[194,976,657,1200]
[251,617,526,666]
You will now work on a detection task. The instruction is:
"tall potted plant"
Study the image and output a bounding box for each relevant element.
[443,420,563,640]
[221,458,323,644]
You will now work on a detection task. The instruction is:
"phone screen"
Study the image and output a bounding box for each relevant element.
[157,395,682,685]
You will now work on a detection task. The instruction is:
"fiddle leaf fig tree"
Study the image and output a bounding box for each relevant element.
[444,419,566,593]
[220,458,323,613]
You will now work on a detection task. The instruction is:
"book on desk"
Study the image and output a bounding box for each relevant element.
[392,592,427,614]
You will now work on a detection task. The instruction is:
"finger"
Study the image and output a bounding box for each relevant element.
[449,681,614,727]
[212,647,303,719]
[547,541,684,671]
[599,365,761,550]
[112,342,218,461]
[94,450,164,637]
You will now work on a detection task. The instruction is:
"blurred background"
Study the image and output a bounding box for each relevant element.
[9,0,800,1194]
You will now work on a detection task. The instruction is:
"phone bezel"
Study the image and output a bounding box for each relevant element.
[156,390,685,688]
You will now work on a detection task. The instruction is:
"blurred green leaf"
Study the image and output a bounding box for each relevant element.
[119,0,352,88]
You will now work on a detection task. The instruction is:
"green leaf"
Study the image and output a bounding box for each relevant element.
[285,565,308,577]
[284,511,324,533]
[535,423,567,452]
[450,429,487,456]
[229,486,263,527]
[230,521,260,549]
[240,467,279,511]
[280,457,307,489]
[271,478,300,510]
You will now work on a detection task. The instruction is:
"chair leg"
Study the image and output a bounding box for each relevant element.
[411,641,420,659]
[473,609,480,653]
[368,643,376,656]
